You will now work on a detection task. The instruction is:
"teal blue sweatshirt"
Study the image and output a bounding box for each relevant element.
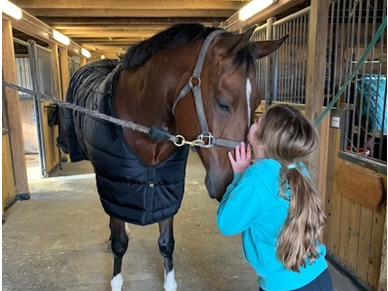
[217,159,327,291]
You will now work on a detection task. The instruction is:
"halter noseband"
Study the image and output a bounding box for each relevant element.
[171,29,241,149]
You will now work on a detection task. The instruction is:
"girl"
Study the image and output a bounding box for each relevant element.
[217,104,332,291]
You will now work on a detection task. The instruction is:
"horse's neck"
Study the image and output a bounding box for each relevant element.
[114,69,178,165]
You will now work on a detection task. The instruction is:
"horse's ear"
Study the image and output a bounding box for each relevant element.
[224,25,258,56]
[253,35,289,59]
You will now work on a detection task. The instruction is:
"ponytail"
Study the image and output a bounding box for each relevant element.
[276,166,326,272]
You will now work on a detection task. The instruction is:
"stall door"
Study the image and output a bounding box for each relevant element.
[28,40,59,177]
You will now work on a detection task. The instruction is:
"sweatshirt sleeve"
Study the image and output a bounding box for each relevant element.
[217,169,263,236]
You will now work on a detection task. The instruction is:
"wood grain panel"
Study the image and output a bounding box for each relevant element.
[2,133,16,206]
[337,163,385,211]
[41,102,59,174]
[20,98,38,154]
[325,129,342,256]
[357,207,374,282]
[2,19,29,195]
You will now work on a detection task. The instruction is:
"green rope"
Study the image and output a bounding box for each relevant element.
[313,15,387,127]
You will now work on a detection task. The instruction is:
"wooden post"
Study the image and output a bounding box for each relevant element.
[59,47,70,101]
[50,43,62,101]
[2,19,30,199]
[305,0,330,203]
[80,56,87,67]
[378,215,387,291]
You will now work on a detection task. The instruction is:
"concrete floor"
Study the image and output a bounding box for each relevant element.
[3,151,361,291]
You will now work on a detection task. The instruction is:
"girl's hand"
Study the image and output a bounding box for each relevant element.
[228,142,252,173]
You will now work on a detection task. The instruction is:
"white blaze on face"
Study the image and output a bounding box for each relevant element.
[246,78,252,128]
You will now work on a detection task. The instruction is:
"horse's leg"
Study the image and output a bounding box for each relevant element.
[158,217,177,291]
[110,217,129,291]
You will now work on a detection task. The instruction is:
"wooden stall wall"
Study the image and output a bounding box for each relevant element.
[41,101,59,174]
[2,131,17,212]
[324,126,387,291]
[19,98,38,154]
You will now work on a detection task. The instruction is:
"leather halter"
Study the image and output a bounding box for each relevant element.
[171,29,242,149]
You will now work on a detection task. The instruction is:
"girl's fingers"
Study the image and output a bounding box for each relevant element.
[234,145,240,161]
[240,142,246,160]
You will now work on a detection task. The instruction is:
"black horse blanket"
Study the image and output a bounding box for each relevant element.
[61,59,189,225]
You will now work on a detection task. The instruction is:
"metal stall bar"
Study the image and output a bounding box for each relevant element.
[251,23,268,99]
[272,7,310,104]
[323,0,387,166]
[13,38,40,156]
[28,40,58,177]
[265,17,274,108]
[339,0,387,164]
[28,40,46,176]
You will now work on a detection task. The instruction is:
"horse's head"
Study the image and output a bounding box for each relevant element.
[173,26,287,201]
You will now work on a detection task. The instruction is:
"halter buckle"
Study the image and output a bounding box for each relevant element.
[196,133,215,148]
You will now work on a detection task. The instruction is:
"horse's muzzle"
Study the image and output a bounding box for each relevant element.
[204,174,226,202]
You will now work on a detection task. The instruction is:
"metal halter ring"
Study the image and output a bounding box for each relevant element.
[188,76,201,88]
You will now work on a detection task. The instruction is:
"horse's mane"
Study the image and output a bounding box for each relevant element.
[122,23,257,74]
[122,23,217,70]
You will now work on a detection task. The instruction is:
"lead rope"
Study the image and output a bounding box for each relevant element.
[1,80,206,146]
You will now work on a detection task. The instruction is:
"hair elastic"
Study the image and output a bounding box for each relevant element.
[287,164,297,169]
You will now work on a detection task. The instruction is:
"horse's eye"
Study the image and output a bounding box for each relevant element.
[217,101,230,112]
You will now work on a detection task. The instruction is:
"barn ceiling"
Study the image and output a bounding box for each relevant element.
[12,0,251,61]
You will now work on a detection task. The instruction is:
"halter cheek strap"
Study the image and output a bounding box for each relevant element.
[172,29,242,149]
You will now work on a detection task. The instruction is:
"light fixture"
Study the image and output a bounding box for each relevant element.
[239,0,277,21]
[2,0,22,20]
[101,55,106,59]
[81,48,91,58]
[53,30,70,46]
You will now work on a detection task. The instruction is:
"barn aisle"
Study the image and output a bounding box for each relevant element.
[3,151,359,291]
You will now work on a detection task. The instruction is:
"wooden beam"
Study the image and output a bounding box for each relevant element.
[2,12,83,56]
[22,9,237,18]
[59,47,70,100]
[222,0,306,32]
[80,57,86,66]
[13,0,248,10]
[44,18,221,28]
[54,24,170,31]
[2,19,30,198]
[378,215,387,291]
[76,37,146,43]
[59,30,163,38]
[82,46,127,52]
[49,43,63,100]
[304,0,330,199]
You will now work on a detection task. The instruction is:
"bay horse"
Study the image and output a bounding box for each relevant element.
[62,23,287,291]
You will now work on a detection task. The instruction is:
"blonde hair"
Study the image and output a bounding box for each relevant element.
[255,104,325,272]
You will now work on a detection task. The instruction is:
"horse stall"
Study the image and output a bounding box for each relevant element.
[2,9,87,212]
[242,0,387,290]
[2,1,387,291]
